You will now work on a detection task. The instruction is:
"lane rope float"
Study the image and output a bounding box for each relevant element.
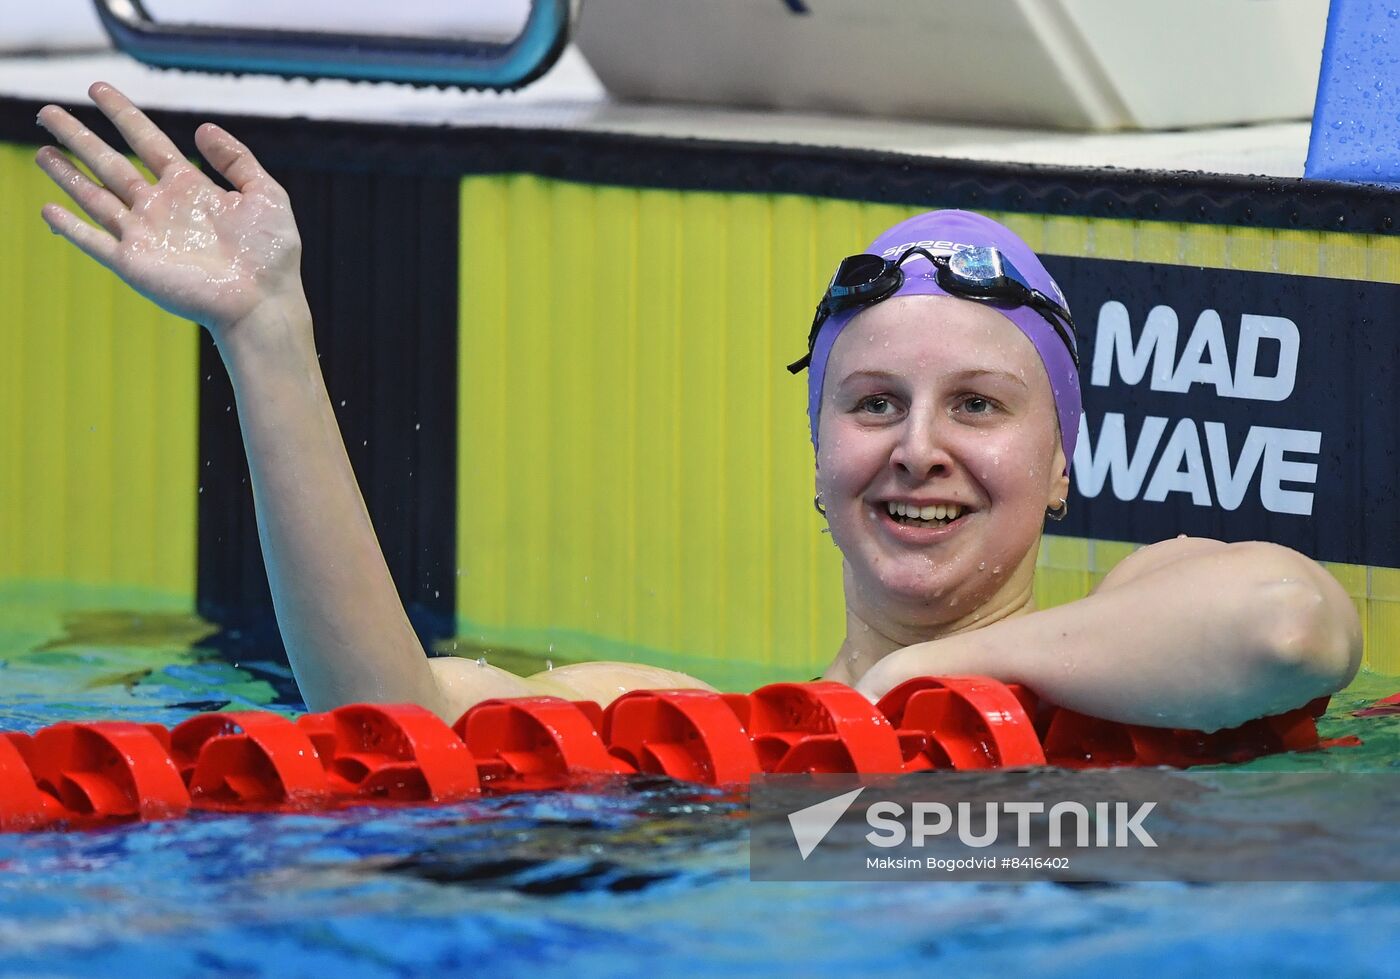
[0,677,1335,832]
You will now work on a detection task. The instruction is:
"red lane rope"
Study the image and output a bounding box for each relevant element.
[1354,691,1400,717]
[0,677,1331,832]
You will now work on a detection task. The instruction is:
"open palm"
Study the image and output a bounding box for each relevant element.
[36,83,302,336]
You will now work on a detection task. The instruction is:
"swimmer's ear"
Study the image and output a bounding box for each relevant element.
[1048,442,1070,506]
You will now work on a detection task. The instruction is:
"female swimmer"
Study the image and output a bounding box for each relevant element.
[33,84,1361,731]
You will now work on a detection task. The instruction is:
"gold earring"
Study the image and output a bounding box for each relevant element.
[1046,498,1068,521]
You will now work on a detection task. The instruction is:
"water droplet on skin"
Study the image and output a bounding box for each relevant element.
[476,656,487,668]
[992,565,1002,575]
[546,660,554,671]
[978,562,986,570]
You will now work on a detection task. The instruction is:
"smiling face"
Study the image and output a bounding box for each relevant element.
[815,295,1069,633]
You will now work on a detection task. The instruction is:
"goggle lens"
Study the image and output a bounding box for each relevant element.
[832,254,890,290]
[946,246,1007,290]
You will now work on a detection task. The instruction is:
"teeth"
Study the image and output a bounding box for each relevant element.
[883,501,964,523]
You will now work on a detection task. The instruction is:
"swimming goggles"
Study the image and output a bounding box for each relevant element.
[785,245,1080,374]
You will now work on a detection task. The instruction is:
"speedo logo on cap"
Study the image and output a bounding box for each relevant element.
[879,239,974,259]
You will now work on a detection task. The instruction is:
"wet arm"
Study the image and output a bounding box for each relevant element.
[37,84,715,722]
[217,298,449,716]
[35,84,448,718]
[854,539,1362,731]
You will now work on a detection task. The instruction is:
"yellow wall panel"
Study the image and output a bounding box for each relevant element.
[1039,535,1090,570]
[1366,599,1400,676]
[459,178,852,683]
[1371,566,1400,600]
[1034,566,1093,610]
[0,142,197,601]
[1091,539,1138,574]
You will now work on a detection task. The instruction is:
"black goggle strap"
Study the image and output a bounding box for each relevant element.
[1024,290,1080,368]
[786,352,813,375]
[785,303,824,374]
[786,293,841,374]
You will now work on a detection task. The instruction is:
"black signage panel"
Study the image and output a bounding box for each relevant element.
[1045,256,1400,567]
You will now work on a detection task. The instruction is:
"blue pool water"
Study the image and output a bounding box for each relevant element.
[2,584,1400,977]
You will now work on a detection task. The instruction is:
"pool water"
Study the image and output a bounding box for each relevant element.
[2,583,1399,978]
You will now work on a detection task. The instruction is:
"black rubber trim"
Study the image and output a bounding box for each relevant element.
[194,166,461,657]
[3,93,1396,234]
[193,177,461,659]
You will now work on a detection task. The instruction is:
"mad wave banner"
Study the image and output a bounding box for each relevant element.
[1043,256,1400,567]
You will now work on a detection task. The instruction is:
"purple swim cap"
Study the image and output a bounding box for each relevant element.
[806,209,1082,474]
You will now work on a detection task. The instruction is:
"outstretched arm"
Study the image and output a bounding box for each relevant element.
[854,538,1362,731]
[36,83,715,721]
[36,83,446,716]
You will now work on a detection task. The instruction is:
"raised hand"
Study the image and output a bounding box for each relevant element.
[35,82,304,339]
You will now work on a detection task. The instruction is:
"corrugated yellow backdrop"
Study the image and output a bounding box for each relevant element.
[454,174,1400,682]
[0,142,198,602]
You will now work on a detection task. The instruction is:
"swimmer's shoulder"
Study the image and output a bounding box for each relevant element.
[428,656,544,709]
[527,661,717,703]
[428,656,715,719]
